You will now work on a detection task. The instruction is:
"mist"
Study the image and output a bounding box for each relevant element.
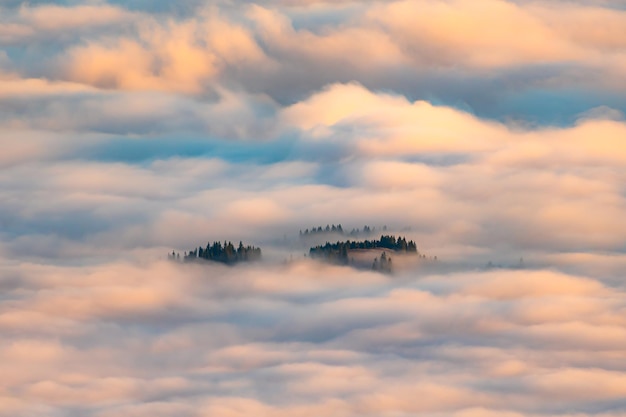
[1,0,626,416]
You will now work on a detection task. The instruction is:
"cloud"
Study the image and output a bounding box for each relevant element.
[63,34,217,93]
[248,4,407,70]
[368,0,583,68]
[18,4,134,32]
[1,82,625,261]
[59,9,271,94]
[1,259,625,416]
[2,0,624,122]
[1,2,625,416]
[0,4,137,45]
[281,82,507,155]
[0,81,623,271]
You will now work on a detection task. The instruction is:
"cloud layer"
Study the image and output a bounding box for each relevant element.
[2,0,626,121]
[1,0,626,416]
[2,260,626,416]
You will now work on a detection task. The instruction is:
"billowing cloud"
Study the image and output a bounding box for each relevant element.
[1,1,626,416]
[1,259,625,416]
[60,9,271,93]
[1,82,625,256]
[0,4,137,45]
[2,0,624,120]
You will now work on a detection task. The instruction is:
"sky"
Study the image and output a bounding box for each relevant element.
[1,0,626,416]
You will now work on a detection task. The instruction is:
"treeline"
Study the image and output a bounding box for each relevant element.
[309,235,418,264]
[169,241,261,265]
[300,224,387,238]
[300,224,344,235]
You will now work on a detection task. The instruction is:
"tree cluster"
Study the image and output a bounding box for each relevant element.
[308,241,351,264]
[170,241,262,265]
[372,252,393,273]
[299,224,389,238]
[167,252,181,261]
[308,235,418,263]
[353,225,375,236]
[378,235,417,252]
[309,235,417,258]
[300,224,344,236]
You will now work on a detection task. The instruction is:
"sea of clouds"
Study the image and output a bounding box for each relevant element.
[1,0,626,415]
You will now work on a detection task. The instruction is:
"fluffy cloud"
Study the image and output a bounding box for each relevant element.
[60,9,271,93]
[2,0,624,120]
[1,82,625,257]
[18,4,134,32]
[1,1,626,416]
[1,259,625,416]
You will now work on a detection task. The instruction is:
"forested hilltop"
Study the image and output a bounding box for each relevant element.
[169,228,428,272]
[309,235,417,259]
[309,235,418,267]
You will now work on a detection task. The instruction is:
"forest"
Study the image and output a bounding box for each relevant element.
[308,235,418,266]
[309,235,417,258]
[169,241,262,265]
[300,224,385,238]
[169,232,420,272]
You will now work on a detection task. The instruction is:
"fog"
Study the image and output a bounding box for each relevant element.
[1,0,626,415]
[3,258,626,416]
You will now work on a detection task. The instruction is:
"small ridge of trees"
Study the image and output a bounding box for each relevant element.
[300,224,345,239]
[169,241,262,265]
[309,235,417,259]
[299,225,388,238]
[308,235,418,265]
[300,224,344,236]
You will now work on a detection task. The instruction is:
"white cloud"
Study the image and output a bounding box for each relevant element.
[1,259,625,416]
[1,1,625,415]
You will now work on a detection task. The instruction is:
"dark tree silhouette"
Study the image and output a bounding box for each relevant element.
[372,252,393,273]
[308,235,418,272]
[309,235,418,261]
[172,240,262,265]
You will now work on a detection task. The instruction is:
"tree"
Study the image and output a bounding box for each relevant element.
[339,243,348,264]
[380,251,388,271]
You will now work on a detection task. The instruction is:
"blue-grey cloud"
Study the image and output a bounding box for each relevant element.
[2,0,625,123]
